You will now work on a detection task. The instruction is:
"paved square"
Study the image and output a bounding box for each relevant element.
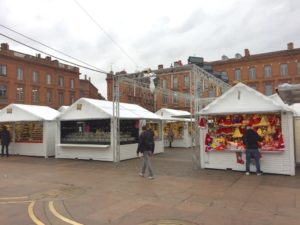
[0,149,299,225]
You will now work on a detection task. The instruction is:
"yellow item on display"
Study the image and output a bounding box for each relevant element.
[267,126,272,134]
[257,128,263,136]
[232,128,242,138]
[258,116,269,126]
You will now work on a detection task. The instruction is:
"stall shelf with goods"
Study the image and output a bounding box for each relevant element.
[0,104,59,157]
[56,98,163,161]
[155,108,193,148]
[198,82,295,175]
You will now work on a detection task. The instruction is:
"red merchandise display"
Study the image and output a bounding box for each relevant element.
[205,113,285,153]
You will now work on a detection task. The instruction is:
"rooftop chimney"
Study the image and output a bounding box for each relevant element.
[158,64,164,69]
[244,49,250,57]
[1,43,9,51]
[287,42,294,50]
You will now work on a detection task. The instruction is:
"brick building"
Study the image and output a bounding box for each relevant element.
[208,42,300,96]
[106,62,230,112]
[0,43,102,109]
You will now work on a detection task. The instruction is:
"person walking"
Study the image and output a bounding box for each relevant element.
[137,125,155,179]
[1,125,11,157]
[242,124,263,175]
[167,127,174,148]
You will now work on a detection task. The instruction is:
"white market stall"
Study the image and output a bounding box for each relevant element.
[198,82,296,175]
[56,98,163,161]
[290,103,300,164]
[155,108,193,148]
[0,104,59,157]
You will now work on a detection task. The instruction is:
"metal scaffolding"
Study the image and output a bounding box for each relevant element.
[112,64,231,165]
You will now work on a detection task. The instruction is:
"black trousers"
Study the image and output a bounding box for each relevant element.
[1,145,9,156]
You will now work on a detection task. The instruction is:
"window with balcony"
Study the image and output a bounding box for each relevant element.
[16,87,24,101]
[221,71,228,81]
[163,95,168,104]
[248,67,256,80]
[70,94,75,104]
[0,85,7,99]
[184,76,190,88]
[0,64,7,76]
[58,76,64,87]
[208,90,215,97]
[32,88,39,103]
[265,83,273,96]
[280,63,288,76]
[46,90,52,103]
[17,68,24,80]
[70,79,75,89]
[234,69,241,81]
[46,74,52,85]
[59,92,64,105]
[32,71,39,82]
[264,65,272,78]
[173,93,178,104]
[162,79,168,89]
[185,94,190,106]
[173,77,178,89]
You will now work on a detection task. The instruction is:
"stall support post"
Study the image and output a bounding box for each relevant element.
[112,74,120,163]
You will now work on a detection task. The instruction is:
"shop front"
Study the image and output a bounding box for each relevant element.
[155,108,193,148]
[56,98,163,161]
[198,83,295,175]
[0,104,59,157]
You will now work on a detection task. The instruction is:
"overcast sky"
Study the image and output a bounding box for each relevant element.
[1,0,300,98]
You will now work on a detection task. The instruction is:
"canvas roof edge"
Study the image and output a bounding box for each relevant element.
[198,82,293,115]
[57,97,111,120]
[6,104,58,121]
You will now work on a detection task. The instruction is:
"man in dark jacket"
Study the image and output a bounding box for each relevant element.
[1,125,11,157]
[242,124,263,175]
[137,125,155,179]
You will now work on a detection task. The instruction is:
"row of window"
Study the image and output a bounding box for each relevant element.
[161,76,190,90]
[0,65,75,88]
[222,63,300,81]
[0,85,75,105]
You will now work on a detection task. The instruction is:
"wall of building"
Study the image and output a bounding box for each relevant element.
[0,43,101,109]
[208,43,300,95]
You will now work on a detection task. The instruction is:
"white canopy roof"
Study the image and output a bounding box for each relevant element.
[0,104,59,122]
[198,82,292,115]
[290,103,300,116]
[58,105,69,112]
[58,98,161,120]
[155,108,192,121]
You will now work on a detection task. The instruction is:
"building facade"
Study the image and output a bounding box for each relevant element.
[0,43,102,109]
[208,42,300,96]
[106,62,230,112]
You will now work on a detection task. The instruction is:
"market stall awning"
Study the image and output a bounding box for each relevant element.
[198,82,292,115]
[0,104,59,122]
[58,98,162,120]
[276,83,300,105]
[155,108,193,121]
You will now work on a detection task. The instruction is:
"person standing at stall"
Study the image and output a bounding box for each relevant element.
[137,125,155,179]
[1,125,11,157]
[242,124,263,175]
[167,127,174,148]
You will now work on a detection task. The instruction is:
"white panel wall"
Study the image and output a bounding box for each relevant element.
[10,143,46,157]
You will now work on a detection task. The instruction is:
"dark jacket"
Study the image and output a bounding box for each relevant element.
[0,129,11,145]
[242,128,262,150]
[137,129,155,154]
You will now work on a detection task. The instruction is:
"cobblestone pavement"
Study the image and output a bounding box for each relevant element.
[0,148,299,225]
